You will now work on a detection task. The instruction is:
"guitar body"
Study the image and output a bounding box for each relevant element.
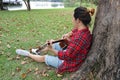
[59,39,69,49]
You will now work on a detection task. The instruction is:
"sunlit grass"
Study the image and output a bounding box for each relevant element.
[0,7,96,80]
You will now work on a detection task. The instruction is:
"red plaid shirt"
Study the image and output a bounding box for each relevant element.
[57,27,92,74]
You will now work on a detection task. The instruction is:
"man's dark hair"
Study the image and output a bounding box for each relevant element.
[74,6,93,26]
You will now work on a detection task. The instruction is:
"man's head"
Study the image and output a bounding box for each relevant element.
[73,6,95,26]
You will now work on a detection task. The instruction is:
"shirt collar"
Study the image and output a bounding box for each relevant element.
[73,27,89,33]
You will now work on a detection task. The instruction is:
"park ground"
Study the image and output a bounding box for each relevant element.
[0,6,96,80]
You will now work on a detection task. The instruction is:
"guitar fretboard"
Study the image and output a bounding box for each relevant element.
[36,39,65,52]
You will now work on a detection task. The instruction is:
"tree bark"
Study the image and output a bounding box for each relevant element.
[70,0,120,80]
[23,0,31,11]
[0,0,4,10]
[27,0,31,11]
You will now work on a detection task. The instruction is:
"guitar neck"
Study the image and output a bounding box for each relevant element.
[52,39,65,44]
[38,39,65,51]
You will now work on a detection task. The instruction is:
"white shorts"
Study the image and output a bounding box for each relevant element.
[45,43,63,68]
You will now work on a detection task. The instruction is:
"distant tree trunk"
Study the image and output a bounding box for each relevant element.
[27,0,30,11]
[0,0,4,10]
[24,0,31,11]
[70,0,120,80]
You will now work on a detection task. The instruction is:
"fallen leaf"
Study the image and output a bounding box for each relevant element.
[47,67,52,70]
[16,55,20,60]
[42,73,49,77]
[0,27,3,31]
[6,53,11,57]
[34,68,39,72]
[16,67,21,72]
[49,78,53,80]
[62,78,69,80]
[0,34,3,37]
[41,69,49,77]
[26,68,32,74]
[34,71,40,75]
[7,58,12,60]
[23,57,28,61]
[21,73,27,79]
[0,52,4,55]
[8,57,15,61]
[57,74,63,77]
[34,68,41,75]
[7,44,11,48]
[28,59,34,63]
[21,61,27,65]
[12,72,15,76]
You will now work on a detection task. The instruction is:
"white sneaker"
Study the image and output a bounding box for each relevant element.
[16,49,30,56]
[31,49,41,55]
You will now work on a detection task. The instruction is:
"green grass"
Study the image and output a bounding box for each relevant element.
[0,8,96,80]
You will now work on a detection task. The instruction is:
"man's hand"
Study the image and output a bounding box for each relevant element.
[47,39,54,50]
[46,39,58,56]
[40,39,54,52]
[62,32,72,41]
[62,33,69,39]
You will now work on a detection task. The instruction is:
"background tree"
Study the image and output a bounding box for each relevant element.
[0,0,4,10]
[70,0,120,80]
[24,0,31,11]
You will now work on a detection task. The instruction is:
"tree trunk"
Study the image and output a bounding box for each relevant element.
[0,0,4,10]
[70,0,120,80]
[27,0,31,11]
[23,0,31,11]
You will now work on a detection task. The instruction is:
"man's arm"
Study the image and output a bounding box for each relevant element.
[49,48,58,56]
[62,31,73,41]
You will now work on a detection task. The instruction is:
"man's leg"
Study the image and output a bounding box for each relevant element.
[28,54,45,62]
[16,49,45,62]
[52,43,63,51]
[45,55,63,68]
[16,49,63,68]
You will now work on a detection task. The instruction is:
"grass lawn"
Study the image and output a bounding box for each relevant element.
[0,7,95,80]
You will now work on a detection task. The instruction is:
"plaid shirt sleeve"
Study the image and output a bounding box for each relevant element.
[58,30,89,61]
